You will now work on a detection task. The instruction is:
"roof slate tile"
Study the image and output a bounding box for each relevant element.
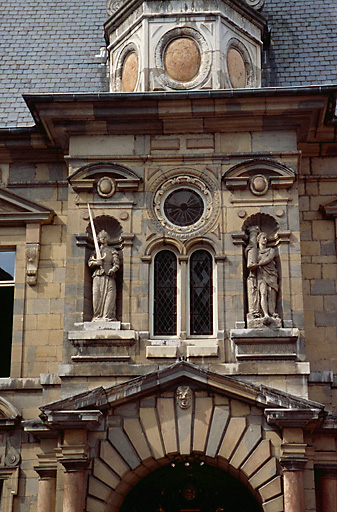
[0,0,336,127]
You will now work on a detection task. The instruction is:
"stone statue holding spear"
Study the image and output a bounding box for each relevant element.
[87,205,120,321]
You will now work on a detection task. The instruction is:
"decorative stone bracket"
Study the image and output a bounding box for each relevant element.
[25,223,42,286]
[320,197,337,253]
[0,188,54,286]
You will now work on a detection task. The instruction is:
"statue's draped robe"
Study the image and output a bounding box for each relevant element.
[88,247,119,321]
[256,247,279,294]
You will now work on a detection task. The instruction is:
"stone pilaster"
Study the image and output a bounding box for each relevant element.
[280,458,307,512]
[58,438,90,512]
[317,465,337,512]
[121,233,135,325]
[34,462,57,512]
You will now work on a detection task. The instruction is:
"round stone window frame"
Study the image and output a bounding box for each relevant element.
[153,176,213,234]
[225,38,255,89]
[114,42,140,93]
[155,27,211,90]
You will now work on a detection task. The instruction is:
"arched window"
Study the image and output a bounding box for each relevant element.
[190,250,213,335]
[153,250,177,336]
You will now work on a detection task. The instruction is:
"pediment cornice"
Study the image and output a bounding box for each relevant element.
[0,188,54,226]
[40,361,324,417]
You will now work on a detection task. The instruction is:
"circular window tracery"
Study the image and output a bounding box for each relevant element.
[153,176,212,235]
[164,188,204,227]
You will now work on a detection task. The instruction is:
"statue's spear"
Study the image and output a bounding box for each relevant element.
[87,204,102,261]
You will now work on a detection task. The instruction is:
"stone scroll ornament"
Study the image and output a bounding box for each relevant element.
[176,386,193,409]
[243,0,265,10]
[245,226,281,328]
[87,205,120,322]
[106,0,125,16]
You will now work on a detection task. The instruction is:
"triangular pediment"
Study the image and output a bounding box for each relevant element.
[40,361,324,416]
[0,188,54,225]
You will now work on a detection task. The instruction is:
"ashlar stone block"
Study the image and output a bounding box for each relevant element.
[206,406,229,458]
[108,427,141,469]
[123,418,152,461]
[139,407,165,459]
[262,495,284,512]
[259,476,282,502]
[157,398,178,455]
[100,441,129,478]
[230,424,262,469]
[88,476,112,503]
[193,397,213,453]
[93,459,120,490]
[177,401,193,456]
[86,496,107,512]
[218,417,246,461]
[241,439,271,478]
[249,457,278,489]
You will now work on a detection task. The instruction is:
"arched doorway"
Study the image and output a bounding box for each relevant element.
[119,462,262,512]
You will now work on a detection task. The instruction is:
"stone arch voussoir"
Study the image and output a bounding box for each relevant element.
[86,394,284,512]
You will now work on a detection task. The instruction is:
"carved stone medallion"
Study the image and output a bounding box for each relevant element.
[154,176,212,234]
[106,0,125,16]
[243,0,265,10]
[176,386,193,409]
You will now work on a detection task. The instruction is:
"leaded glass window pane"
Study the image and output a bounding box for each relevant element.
[190,250,213,335]
[154,250,177,336]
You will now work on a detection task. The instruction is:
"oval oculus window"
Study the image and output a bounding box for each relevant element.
[163,188,204,227]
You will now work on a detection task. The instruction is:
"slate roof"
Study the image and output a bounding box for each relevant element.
[0,0,336,128]
[262,0,337,87]
[0,0,107,128]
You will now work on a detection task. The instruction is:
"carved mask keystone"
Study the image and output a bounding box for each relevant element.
[176,386,193,409]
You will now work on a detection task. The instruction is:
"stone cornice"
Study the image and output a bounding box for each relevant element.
[40,361,326,423]
[41,410,103,430]
[265,408,325,429]
[280,457,307,471]
[22,86,337,151]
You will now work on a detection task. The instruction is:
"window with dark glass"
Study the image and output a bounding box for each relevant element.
[190,250,213,335]
[164,188,204,227]
[154,250,177,336]
[0,251,15,377]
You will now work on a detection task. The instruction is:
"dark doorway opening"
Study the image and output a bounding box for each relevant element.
[120,462,262,512]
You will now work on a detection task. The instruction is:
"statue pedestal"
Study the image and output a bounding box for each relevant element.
[68,322,137,362]
[246,314,282,329]
[80,321,121,331]
[230,328,299,361]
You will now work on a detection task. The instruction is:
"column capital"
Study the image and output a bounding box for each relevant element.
[280,457,307,471]
[56,443,90,473]
[34,466,57,479]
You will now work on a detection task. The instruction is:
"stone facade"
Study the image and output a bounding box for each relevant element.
[0,0,336,511]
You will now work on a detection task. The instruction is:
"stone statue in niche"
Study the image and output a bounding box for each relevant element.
[245,226,281,328]
[176,386,193,409]
[88,230,120,321]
